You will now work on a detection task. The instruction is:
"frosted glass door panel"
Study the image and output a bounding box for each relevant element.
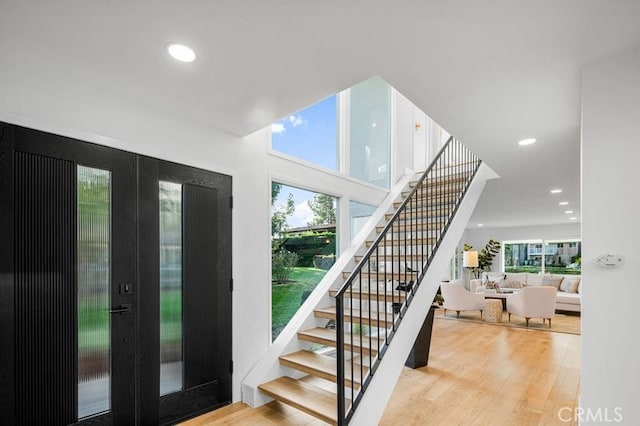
[159,181,183,395]
[77,165,111,419]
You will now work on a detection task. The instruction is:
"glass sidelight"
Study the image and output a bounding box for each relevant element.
[159,181,183,395]
[77,165,112,419]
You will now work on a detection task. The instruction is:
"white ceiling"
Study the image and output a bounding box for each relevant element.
[2,0,640,228]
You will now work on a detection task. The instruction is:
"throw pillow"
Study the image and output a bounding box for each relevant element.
[503,280,524,289]
[543,275,564,290]
[484,274,505,289]
[560,277,580,293]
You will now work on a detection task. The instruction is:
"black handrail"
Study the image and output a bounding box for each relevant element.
[334,137,481,424]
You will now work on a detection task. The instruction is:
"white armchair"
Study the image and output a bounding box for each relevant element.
[506,286,557,327]
[441,282,485,318]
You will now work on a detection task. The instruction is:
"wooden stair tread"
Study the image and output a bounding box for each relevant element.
[355,254,426,261]
[297,327,382,355]
[341,271,419,281]
[401,185,464,197]
[329,288,406,302]
[366,237,435,247]
[280,350,368,388]
[258,376,342,425]
[386,208,452,220]
[394,200,456,209]
[410,173,469,187]
[376,221,444,232]
[315,306,395,328]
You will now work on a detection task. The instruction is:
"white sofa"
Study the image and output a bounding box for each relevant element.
[471,272,582,313]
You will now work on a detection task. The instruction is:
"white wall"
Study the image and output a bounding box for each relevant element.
[461,223,581,272]
[581,46,640,424]
[0,78,428,403]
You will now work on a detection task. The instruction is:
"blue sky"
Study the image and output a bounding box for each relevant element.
[271,95,338,228]
[271,95,337,170]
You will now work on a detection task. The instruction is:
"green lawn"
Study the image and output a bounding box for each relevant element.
[272,267,328,340]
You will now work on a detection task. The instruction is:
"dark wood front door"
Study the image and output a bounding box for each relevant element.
[0,123,232,425]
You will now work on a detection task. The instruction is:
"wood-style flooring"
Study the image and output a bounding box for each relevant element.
[181,316,581,425]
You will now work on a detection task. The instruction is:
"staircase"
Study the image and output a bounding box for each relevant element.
[254,138,485,425]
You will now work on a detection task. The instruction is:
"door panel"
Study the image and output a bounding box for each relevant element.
[139,159,232,425]
[14,152,77,424]
[1,124,137,424]
[183,183,219,388]
[0,123,232,424]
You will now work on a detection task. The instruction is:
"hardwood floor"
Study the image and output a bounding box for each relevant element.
[181,316,580,425]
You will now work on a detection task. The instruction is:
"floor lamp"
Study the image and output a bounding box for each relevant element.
[463,250,479,280]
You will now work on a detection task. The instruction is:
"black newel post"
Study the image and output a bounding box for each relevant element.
[405,304,438,368]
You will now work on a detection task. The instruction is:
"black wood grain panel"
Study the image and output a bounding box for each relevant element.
[159,381,228,426]
[14,151,76,424]
[136,156,161,426]
[0,124,16,424]
[183,184,218,388]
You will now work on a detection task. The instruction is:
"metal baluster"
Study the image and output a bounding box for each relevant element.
[337,295,345,424]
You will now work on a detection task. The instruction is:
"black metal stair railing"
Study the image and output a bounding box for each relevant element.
[334,136,481,424]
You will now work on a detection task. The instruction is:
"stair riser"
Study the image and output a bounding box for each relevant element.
[376,222,444,232]
[329,290,406,303]
[385,212,451,220]
[342,271,419,280]
[401,186,465,198]
[279,359,362,390]
[366,239,434,247]
[314,311,394,329]
[297,334,379,356]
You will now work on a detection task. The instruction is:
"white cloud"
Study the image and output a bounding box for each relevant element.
[288,114,305,127]
[290,200,314,227]
[271,122,286,134]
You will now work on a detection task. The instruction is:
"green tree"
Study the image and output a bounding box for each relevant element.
[272,192,295,238]
[271,249,299,284]
[308,194,336,226]
[271,182,282,205]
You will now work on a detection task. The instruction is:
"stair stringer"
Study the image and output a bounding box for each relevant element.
[241,172,416,408]
[348,162,492,426]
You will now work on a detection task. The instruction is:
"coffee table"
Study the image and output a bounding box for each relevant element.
[484,290,519,310]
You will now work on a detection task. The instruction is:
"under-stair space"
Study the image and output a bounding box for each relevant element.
[252,138,490,425]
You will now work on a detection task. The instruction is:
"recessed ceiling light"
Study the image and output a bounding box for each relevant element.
[550,189,562,194]
[477,224,484,227]
[559,201,569,206]
[518,138,536,146]
[564,210,574,214]
[569,217,577,221]
[167,43,196,62]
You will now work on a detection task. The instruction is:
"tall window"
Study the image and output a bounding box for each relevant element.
[349,77,391,189]
[349,200,377,241]
[77,166,111,419]
[271,95,338,170]
[503,239,581,275]
[271,182,338,340]
[159,181,183,395]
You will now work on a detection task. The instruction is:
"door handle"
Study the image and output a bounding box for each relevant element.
[109,303,133,314]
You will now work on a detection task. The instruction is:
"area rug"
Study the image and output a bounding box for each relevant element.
[434,308,581,335]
